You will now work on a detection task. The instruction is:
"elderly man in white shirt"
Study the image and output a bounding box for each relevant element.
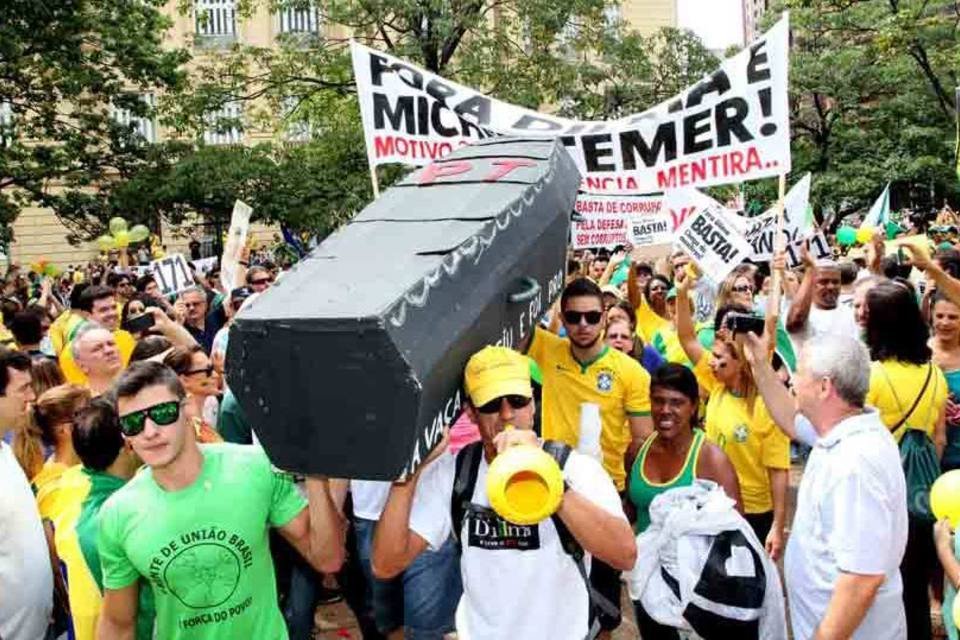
[744,332,908,640]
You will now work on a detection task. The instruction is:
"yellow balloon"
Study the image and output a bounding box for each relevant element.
[954,593,960,630]
[931,470,960,528]
[108,216,128,235]
[96,234,116,251]
[114,230,130,248]
[486,431,564,525]
[855,227,875,244]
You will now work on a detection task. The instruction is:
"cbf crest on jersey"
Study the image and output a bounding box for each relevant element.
[597,371,614,392]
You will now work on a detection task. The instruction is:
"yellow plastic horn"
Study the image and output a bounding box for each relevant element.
[486,426,565,525]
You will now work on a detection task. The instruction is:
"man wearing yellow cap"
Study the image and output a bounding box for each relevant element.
[372,346,636,640]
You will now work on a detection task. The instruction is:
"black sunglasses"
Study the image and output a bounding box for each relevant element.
[250,278,273,286]
[118,400,181,437]
[477,394,532,414]
[562,310,603,325]
[731,285,754,294]
[185,365,215,377]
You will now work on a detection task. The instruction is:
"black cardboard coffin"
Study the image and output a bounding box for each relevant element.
[226,138,580,479]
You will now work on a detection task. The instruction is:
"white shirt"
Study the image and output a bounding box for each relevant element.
[785,412,908,640]
[788,303,859,354]
[409,448,625,640]
[350,480,392,521]
[0,441,53,640]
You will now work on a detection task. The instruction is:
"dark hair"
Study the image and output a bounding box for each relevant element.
[113,361,185,401]
[936,249,960,279]
[163,345,204,376]
[69,282,89,309]
[77,285,115,313]
[1,298,21,328]
[566,258,580,276]
[713,303,752,333]
[650,363,700,411]
[839,262,858,286]
[880,256,912,281]
[560,277,603,312]
[134,275,155,292]
[0,347,32,396]
[129,335,173,363]
[121,293,158,326]
[106,272,130,288]
[73,397,124,471]
[865,281,930,364]
[10,311,43,346]
[644,275,671,301]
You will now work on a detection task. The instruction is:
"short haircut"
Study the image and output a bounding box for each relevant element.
[129,335,173,363]
[71,322,109,362]
[69,282,90,309]
[560,277,604,312]
[802,335,870,407]
[77,285,115,313]
[10,311,43,346]
[112,361,185,402]
[134,275,155,292]
[936,248,960,279]
[839,262,858,286]
[650,363,700,409]
[73,397,124,471]
[106,272,130,288]
[0,347,32,396]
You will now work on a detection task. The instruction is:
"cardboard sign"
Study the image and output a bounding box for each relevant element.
[675,203,752,283]
[572,194,667,249]
[351,15,791,194]
[150,254,194,297]
[221,200,252,291]
[743,174,812,261]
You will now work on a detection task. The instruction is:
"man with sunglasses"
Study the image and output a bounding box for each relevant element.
[372,346,635,639]
[179,287,226,354]
[525,276,652,636]
[97,362,345,640]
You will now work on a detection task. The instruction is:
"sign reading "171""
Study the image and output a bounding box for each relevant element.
[150,254,195,297]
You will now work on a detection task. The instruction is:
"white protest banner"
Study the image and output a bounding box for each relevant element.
[191,257,218,274]
[783,231,832,268]
[675,202,752,283]
[572,194,667,249]
[351,14,790,194]
[742,173,812,261]
[150,254,195,297]
[221,200,252,291]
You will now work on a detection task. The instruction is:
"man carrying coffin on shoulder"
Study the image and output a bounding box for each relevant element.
[372,346,636,639]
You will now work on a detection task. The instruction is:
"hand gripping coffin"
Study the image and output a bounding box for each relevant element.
[226,138,581,479]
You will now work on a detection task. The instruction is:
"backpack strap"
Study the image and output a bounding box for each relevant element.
[450,441,484,545]
[888,363,934,435]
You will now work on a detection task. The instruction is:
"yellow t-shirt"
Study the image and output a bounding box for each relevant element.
[34,459,73,520]
[49,310,86,356]
[693,356,790,514]
[635,296,669,344]
[59,329,136,386]
[528,328,651,490]
[867,360,947,440]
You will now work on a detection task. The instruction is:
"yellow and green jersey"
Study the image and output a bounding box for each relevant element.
[50,466,154,640]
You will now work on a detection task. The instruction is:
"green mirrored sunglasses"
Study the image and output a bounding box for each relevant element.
[118,400,181,437]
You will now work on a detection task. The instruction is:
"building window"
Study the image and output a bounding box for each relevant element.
[603,4,621,28]
[195,0,237,39]
[277,2,321,35]
[203,101,243,145]
[110,94,157,144]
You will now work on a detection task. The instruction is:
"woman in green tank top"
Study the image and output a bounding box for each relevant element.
[627,364,743,639]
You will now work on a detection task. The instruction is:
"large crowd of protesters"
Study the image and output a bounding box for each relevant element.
[4,221,960,640]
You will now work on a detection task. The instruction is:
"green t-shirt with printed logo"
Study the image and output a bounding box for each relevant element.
[98,444,306,639]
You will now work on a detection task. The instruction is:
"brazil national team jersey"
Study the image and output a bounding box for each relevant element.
[98,444,306,640]
[47,465,155,640]
[527,327,651,490]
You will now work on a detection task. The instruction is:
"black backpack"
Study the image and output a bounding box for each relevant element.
[449,440,618,639]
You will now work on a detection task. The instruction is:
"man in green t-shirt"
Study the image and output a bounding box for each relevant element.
[96,362,345,639]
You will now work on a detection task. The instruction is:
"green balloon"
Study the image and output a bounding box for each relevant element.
[836,226,857,246]
[108,216,128,235]
[129,224,150,243]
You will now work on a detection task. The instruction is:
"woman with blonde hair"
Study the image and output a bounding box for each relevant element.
[675,271,790,560]
[32,383,91,519]
[12,357,67,480]
[163,345,223,443]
